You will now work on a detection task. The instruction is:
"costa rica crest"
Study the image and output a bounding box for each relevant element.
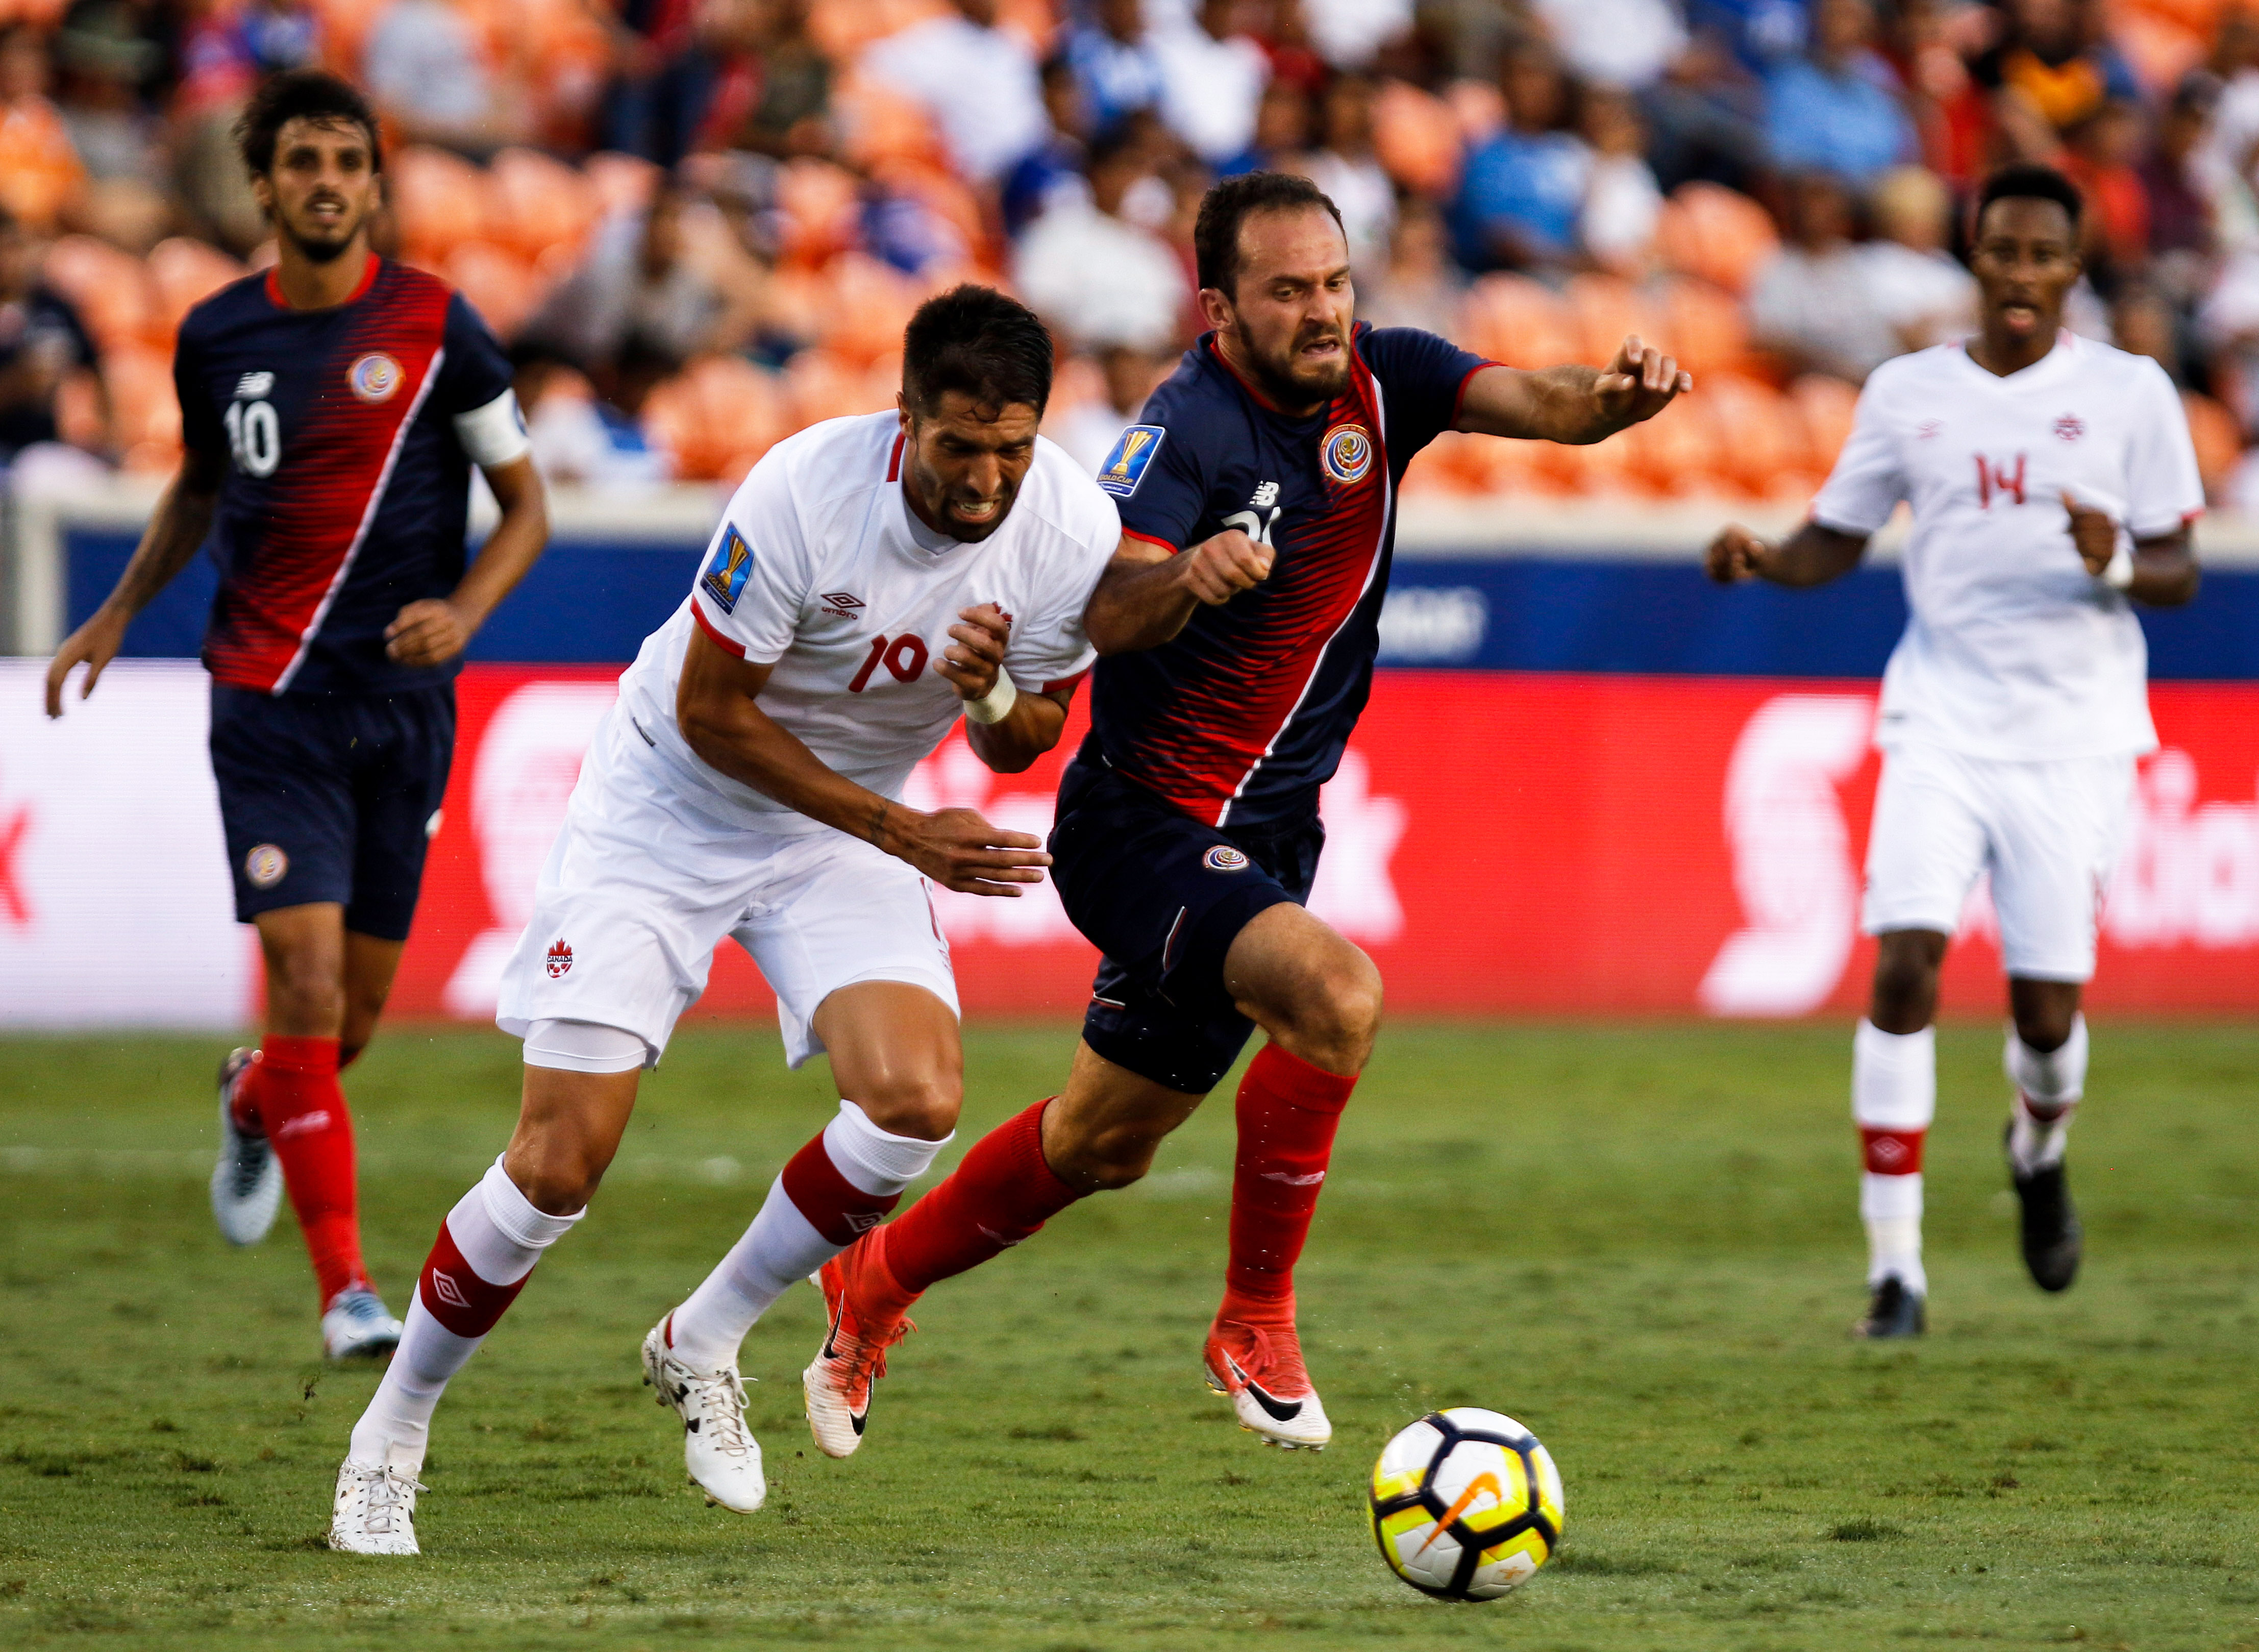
[348,352,403,403]
[1321,422,1374,485]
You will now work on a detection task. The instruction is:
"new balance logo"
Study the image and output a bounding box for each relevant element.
[235,371,274,399]
[1260,1169,1325,1188]
[275,1109,333,1140]
[429,1271,470,1310]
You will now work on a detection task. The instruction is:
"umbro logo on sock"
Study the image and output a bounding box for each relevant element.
[428,1271,469,1311]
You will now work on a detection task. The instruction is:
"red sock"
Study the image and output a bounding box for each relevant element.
[879,1100,1081,1295]
[239,1034,367,1307]
[1224,1044,1356,1308]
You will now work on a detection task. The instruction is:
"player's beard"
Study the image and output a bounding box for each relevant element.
[1239,319,1353,412]
[283,197,366,265]
[909,460,1018,543]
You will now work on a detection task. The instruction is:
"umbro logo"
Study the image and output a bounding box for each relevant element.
[235,371,274,399]
[429,1271,470,1310]
[821,591,864,616]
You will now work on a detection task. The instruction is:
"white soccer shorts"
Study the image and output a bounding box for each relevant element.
[1860,740,2136,982]
[495,708,957,1067]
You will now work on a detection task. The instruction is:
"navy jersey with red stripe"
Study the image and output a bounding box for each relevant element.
[173,256,514,695]
[1089,323,1487,828]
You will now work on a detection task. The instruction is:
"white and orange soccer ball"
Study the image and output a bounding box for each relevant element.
[1368,1408,1564,1601]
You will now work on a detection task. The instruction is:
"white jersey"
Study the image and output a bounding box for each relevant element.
[618,412,1119,831]
[1810,333,2204,761]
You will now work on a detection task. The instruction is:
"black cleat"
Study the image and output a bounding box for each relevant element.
[2008,1127,2082,1292]
[1854,1275,1926,1339]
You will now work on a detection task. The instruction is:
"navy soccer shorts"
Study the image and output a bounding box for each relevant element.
[1048,757,1323,1095]
[208,682,456,942]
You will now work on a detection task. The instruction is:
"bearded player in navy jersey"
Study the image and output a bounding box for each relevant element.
[44,71,550,1361]
[801,172,1690,1455]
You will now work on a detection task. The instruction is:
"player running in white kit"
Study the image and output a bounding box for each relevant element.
[329,287,1118,1552]
[1707,165,2201,1338]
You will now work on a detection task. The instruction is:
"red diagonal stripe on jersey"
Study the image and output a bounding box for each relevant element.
[203,264,452,693]
[1123,350,1393,824]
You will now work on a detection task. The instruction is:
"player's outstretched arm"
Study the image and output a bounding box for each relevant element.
[1082,529,1273,655]
[385,456,551,668]
[936,602,1074,775]
[43,447,226,718]
[1455,334,1693,447]
[2062,493,2200,606]
[1705,520,1869,588]
[676,624,1052,897]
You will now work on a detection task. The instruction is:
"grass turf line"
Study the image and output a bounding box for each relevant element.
[1,1022,2255,1651]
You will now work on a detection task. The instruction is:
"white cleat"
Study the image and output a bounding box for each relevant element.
[1203,1312,1334,1451]
[641,1319,765,1513]
[210,1047,282,1246]
[322,1288,404,1361]
[330,1459,423,1555]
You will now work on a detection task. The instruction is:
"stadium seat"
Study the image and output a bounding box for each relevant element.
[146,238,247,337]
[2115,9,2206,94]
[583,152,662,223]
[775,158,865,267]
[1458,275,1577,372]
[1565,274,1661,372]
[442,241,545,340]
[783,348,895,427]
[642,355,792,482]
[810,253,932,367]
[40,235,153,353]
[1371,79,1462,198]
[1658,276,1752,381]
[1616,388,1724,498]
[100,345,182,473]
[486,147,600,264]
[1701,375,1816,500]
[2182,389,2243,499]
[807,0,951,61]
[388,145,487,266]
[1790,375,1860,475]
[834,70,949,172]
[1656,183,1780,297]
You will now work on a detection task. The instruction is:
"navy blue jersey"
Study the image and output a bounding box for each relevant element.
[1088,324,1488,827]
[173,256,514,695]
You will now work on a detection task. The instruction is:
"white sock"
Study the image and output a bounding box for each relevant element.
[1853,1020,1935,1296]
[2005,1015,2087,1174]
[349,1158,583,1474]
[665,1101,949,1373]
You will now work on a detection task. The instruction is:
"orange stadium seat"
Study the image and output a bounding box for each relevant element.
[783,348,894,427]
[101,345,182,473]
[2181,389,2243,499]
[0,0,71,23]
[1617,388,1723,498]
[775,157,865,267]
[810,252,931,366]
[40,235,153,353]
[1372,79,1463,199]
[834,71,950,172]
[583,152,662,223]
[2114,9,2207,93]
[1458,275,1577,371]
[642,355,792,482]
[1565,274,1660,370]
[806,0,951,60]
[146,238,247,337]
[1656,183,1780,297]
[443,241,544,339]
[486,147,600,263]
[1702,374,1816,500]
[388,145,487,265]
[1659,276,1752,381]
[2124,0,2228,33]
[311,0,390,79]
[1790,374,1860,476]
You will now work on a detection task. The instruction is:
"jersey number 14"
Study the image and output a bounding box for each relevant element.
[224,399,281,478]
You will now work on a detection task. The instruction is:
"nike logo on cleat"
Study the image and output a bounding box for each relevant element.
[1224,1354,1303,1422]
[850,1413,865,1436]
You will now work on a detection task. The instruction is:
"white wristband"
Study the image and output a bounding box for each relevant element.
[961,666,1017,725]
[2101,545,2135,590]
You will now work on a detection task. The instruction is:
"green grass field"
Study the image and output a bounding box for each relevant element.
[2,1020,2255,1652]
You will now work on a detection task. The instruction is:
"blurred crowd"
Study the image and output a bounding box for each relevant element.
[7,0,2259,507]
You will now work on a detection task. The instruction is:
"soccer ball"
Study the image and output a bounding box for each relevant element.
[1368,1408,1563,1601]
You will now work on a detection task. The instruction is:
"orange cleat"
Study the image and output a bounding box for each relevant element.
[1203,1296,1332,1450]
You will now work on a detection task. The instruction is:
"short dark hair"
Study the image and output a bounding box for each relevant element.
[235,70,382,177]
[1194,171,1346,297]
[1975,163,2082,237]
[901,284,1054,416]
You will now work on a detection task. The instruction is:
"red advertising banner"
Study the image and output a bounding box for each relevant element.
[384,668,2259,1024]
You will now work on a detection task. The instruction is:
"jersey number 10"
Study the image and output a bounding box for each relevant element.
[848,633,930,692]
[224,399,281,478]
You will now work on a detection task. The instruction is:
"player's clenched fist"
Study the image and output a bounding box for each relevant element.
[1706,523,1771,583]
[937,602,1010,701]
[883,804,1051,897]
[1181,527,1273,605]
[2061,491,2118,576]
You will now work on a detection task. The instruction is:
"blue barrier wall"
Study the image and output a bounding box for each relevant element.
[66,525,2259,678]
